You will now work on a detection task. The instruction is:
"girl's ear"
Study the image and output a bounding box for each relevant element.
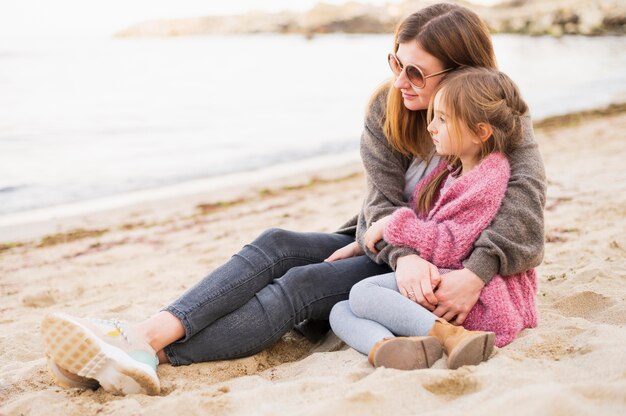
[473,122,493,143]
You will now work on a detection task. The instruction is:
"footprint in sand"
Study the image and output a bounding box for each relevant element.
[346,390,378,402]
[423,371,480,397]
[347,371,370,382]
[552,291,614,321]
[523,329,590,361]
[21,289,59,308]
[21,286,85,308]
[107,303,131,313]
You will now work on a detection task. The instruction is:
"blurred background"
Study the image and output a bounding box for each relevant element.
[1,0,625,224]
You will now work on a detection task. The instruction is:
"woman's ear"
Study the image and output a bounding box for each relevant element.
[473,123,493,143]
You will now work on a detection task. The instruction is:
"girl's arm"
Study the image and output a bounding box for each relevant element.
[462,116,546,284]
[384,153,511,268]
[384,209,481,267]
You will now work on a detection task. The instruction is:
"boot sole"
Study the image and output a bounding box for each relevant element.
[41,312,160,395]
[447,332,495,370]
[372,336,443,370]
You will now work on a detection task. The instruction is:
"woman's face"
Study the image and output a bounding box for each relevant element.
[393,41,448,111]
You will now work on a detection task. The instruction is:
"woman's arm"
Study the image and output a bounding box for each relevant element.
[354,87,420,267]
[462,116,547,284]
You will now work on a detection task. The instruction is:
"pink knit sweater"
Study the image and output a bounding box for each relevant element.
[383,153,538,347]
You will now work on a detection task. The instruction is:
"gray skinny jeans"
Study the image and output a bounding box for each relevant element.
[163,228,391,365]
[329,272,437,355]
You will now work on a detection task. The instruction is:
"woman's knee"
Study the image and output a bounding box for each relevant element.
[251,228,301,257]
[254,228,314,253]
[255,227,290,246]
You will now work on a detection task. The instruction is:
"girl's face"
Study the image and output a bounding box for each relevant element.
[428,91,482,160]
[393,41,448,111]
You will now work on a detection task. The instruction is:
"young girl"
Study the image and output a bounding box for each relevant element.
[329,67,539,370]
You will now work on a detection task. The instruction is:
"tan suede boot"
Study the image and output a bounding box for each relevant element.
[368,336,443,370]
[428,318,495,370]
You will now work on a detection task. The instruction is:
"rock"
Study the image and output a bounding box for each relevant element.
[113,0,626,38]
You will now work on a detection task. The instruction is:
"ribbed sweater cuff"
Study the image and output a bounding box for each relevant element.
[387,247,418,270]
[462,250,499,285]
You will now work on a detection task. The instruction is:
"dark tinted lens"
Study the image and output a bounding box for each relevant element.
[388,54,402,75]
[405,65,425,88]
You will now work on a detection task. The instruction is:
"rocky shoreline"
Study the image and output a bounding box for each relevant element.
[115,0,626,38]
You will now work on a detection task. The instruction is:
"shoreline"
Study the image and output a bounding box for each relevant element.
[0,152,361,244]
[1,101,625,248]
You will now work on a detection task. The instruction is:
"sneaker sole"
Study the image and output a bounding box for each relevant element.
[41,312,160,395]
[47,358,99,390]
[372,336,443,370]
[447,332,495,370]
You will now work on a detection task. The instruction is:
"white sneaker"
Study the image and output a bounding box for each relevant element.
[41,312,160,395]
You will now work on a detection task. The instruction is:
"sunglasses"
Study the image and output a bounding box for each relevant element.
[388,53,454,89]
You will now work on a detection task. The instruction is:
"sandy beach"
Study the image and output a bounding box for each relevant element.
[1,109,625,415]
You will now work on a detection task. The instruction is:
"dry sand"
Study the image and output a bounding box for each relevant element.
[1,112,625,415]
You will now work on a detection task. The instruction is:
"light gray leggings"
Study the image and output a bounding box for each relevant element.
[329,272,438,355]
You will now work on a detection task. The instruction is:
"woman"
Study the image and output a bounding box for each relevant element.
[40,3,545,395]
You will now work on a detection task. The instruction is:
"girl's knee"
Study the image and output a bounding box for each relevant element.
[349,281,375,317]
[329,301,350,328]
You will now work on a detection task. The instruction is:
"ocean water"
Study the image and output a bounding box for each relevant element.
[1,34,625,219]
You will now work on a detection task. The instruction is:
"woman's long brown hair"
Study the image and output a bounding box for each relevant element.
[380,3,497,161]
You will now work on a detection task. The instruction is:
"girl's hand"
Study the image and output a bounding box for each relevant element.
[432,268,485,324]
[395,254,441,310]
[364,215,393,254]
[324,241,364,262]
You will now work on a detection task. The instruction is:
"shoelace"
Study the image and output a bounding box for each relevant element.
[91,318,132,344]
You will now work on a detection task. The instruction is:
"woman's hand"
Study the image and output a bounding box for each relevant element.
[432,268,485,324]
[324,241,364,262]
[395,254,441,310]
[364,215,393,254]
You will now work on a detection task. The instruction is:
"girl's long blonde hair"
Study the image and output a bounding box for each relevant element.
[378,3,497,161]
[415,67,529,215]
